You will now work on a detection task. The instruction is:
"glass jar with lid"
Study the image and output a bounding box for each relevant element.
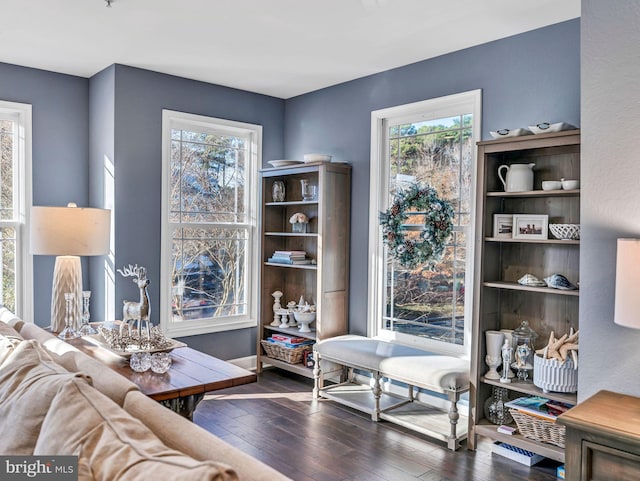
[272,180,285,202]
[511,320,537,382]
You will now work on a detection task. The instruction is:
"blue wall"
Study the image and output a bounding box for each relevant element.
[283,19,580,335]
[0,62,90,324]
[2,18,579,359]
[108,65,285,359]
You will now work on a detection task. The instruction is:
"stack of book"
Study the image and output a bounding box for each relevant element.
[267,250,311,265]
[504,396,573,421]
[267,334,315,349]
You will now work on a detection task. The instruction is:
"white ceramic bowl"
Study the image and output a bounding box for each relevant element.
[489,128,533,139]
[293,311,316,323]
[549,223,580,240]
[542,181,562,191]
[561,179,580,190]
[528,122,577,135]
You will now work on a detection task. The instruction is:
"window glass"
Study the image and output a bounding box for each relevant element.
[384,116,472,346]
[0,101,31,317]
[162,111,260,336]
[370,91,480,355]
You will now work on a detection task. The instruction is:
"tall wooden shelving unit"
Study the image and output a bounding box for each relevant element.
[469,130,581,462]
[256,162,351,378]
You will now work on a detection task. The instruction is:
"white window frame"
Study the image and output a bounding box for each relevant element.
[367,90,481,357]
[160,110,261,337]
[0,100,32,320]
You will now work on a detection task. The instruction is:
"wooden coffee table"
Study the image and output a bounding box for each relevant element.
[67,337,256,419]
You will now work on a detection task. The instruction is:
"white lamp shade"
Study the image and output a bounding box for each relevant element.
[31,204,110,256]
[614,238,640,329]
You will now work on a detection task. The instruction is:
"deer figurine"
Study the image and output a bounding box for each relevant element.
[117,264,150,337]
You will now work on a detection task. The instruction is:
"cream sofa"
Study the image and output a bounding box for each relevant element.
[0,308,291,481]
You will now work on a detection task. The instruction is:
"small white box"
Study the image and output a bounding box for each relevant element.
[492,441,545,466]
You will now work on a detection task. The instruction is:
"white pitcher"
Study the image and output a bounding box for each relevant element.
[497,163,535,192]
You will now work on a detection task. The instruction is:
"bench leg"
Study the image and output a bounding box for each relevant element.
[447,391,460,451]
[312,351,322,399]
[372,371,382,422]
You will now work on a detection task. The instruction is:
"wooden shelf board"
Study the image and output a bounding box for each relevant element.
[485,237,580,245]
[265,200,318,206]
[475,421,565,462]
[483,281,579,296]
[264,262,317,270]
[264,232,318,237]
[477,129,580,150]
[262,356,313,378]
[486,189,579,197]
[481,377,577,405]
[264,325,317,341]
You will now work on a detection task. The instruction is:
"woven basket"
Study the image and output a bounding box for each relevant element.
[260,340,307,364]
[549,223,580,240]
[510,409,566,448]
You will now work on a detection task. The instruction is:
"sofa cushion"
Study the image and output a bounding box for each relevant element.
[35,378,238,481]
[10,322,138,405]
[0,321,23,366]
[124,390,290,481]
[0,339,92,454]
[0,307,25,332]
[315,335,470,391]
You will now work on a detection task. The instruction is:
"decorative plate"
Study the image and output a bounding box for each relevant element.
[267,160,304,168]
[303,153,332,162]
[528,122,577,135]
[489,128,533,139]
[84,332,187,359]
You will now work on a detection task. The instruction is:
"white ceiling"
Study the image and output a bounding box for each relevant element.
[1,0,580,99]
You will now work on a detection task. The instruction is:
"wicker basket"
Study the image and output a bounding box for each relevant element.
[510,409,566,448]
[260,340,307,364]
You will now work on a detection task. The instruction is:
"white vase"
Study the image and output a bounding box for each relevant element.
[485,330,504,380]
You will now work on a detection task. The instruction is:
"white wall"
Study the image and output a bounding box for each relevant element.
[580,0,640,400]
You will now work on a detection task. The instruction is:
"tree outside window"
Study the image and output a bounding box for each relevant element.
[161,111,260,336]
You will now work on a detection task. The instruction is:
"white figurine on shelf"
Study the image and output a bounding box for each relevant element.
[278,309,290,328]
[286,301,298,327]
[500,339,513,384]
[271,291,283,326]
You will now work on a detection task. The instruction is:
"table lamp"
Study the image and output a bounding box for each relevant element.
[30,203,111,334]
[614,238,640,329]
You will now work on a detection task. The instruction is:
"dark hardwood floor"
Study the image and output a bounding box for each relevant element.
[194,369,562,481]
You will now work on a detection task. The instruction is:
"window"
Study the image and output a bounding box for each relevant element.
[0,100,32,318]
[160,110,261,337]
[368,90,481,356]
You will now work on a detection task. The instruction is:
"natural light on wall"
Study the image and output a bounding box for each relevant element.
[104,154,115,323]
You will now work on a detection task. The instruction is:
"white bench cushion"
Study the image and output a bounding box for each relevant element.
[315,335,469,392]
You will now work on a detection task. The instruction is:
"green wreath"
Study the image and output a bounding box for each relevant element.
[379,183,454,269]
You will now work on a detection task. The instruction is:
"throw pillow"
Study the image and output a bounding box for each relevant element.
[0,340,92,455]
[0,321,23,367]
[35,378,238,481]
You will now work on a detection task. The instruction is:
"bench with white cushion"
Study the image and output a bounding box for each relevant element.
[313,335,470,450]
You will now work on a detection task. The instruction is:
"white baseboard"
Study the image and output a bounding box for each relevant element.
[228,355,256,371]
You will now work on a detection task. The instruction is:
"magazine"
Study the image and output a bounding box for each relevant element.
[504,396,573,422]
